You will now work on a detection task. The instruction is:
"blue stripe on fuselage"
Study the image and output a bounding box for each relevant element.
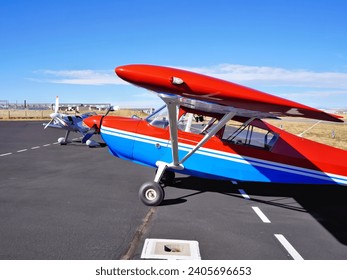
[101,126,347,185]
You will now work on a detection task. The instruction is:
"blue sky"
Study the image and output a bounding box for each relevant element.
[1,0,347,109]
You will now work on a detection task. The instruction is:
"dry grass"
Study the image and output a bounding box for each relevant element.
[108,109,148,118]
[0,110,52,120]
[266,116,347,150]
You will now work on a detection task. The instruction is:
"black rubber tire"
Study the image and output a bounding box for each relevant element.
[139,182,165,206]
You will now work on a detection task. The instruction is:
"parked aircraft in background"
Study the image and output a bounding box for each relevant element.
[43,96,100,147]
[84,64,347,206]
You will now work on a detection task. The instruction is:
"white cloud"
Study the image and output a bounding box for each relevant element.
[31,65,347,108]
[33,69,127,85]
[179,64,347,89]
[33,65,347,90]
[280,90,347,98]
[134,91,159,99]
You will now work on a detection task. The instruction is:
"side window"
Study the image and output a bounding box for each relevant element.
[222,122,278,150]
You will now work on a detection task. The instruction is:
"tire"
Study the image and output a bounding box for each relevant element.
[139,182,165,206]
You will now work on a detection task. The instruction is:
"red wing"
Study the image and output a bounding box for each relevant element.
[116,64,343,122]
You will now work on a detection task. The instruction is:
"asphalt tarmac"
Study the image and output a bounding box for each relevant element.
[1,121,347,259]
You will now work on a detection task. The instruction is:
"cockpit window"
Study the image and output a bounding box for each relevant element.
[222,121,278,150]
[146,107,278,151]
[178,113,218,134]
[145,105,169,128]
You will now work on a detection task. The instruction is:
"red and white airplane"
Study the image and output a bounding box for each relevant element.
[84,64,347,206]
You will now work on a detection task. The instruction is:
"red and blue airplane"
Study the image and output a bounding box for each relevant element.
[84,64,347,206]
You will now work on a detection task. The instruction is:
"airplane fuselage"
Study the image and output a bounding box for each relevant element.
[83,64,347,206]
[97,114,347,186]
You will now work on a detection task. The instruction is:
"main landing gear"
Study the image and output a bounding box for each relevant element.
[139,182,164,206]
[138,170,175,206]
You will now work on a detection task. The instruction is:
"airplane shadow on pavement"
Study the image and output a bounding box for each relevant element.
[164,175,347,246]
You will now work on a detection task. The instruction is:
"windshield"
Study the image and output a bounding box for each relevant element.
[145,105,169,128]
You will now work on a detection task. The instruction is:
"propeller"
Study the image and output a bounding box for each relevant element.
[98,106,114,130]
[44,112,68,129]
[44,118,54,129]
[82,106,114,143]
[44,96,67,129]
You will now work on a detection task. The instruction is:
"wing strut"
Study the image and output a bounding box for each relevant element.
[178,111,235,165]
[161,94,180,166]
[154,94,181,183]
[154,94,235,183]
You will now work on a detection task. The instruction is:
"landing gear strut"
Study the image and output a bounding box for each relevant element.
[157,169,175,186]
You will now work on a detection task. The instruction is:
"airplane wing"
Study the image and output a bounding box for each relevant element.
[115,64,343,123]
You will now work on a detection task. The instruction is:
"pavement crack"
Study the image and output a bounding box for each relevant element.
[120,207,156,260]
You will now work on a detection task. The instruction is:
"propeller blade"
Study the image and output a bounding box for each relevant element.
[98,105,114,129]
[44,119,53,129]
[105,106,113,116]
[55,96,59,113]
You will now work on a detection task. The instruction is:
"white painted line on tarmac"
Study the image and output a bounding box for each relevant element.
[275,234,304,260]
[252,206,271,223]
[238,189,250,200]
[1,143,55,157]
[0,142,59,157]
[0,152,12,157]
[231,180,238,184]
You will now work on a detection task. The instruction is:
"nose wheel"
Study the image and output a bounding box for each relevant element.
[139,164,176,206]
[139,182,165,206]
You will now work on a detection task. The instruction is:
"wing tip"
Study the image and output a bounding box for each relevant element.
[325,112,345,123]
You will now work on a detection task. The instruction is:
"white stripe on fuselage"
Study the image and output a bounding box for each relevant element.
[101,126,347,184]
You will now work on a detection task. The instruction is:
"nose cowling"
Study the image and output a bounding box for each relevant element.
[83,115,103,131]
